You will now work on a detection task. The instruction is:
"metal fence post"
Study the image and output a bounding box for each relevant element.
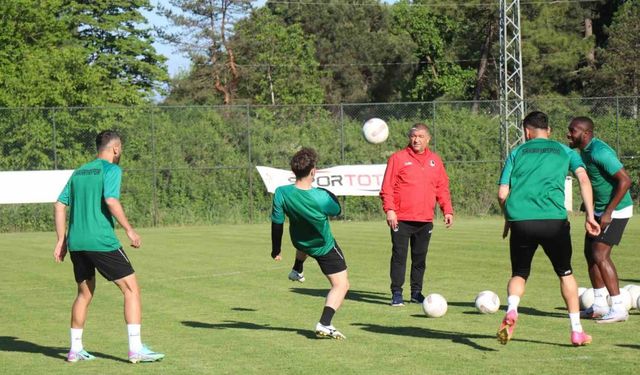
[151,108,159,227]
[51,109,58,170]
[247,104,254,223]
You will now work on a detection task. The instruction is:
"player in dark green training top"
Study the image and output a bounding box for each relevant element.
[496,111,600,347]
[271,148,350,339]
[54,130,164,363]
[568,116,633,323]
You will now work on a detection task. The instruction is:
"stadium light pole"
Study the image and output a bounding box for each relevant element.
[499,0,525,161]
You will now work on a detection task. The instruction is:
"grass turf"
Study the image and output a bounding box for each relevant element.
[0,216,638,374]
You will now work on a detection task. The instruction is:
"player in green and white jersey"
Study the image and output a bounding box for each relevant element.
[271,148,350,339]
[568,116,633,323]
[54,130,164,363]
[497,111,600,346]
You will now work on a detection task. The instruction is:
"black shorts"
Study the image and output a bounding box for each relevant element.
[313,242,347,276]
[589,217,629,246]
[70,248,135,283]
[509,220,573,279]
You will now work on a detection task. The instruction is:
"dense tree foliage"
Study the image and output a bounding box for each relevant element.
[0,0,167,107]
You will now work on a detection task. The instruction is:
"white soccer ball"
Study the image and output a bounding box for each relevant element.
[578,287,587,297]
[475,290,500,314]
[579,288,595,310]
[626,285,640,309]
[637,295,640,312]
[362,118,389,144]
[422,293,447,318]
[616,288,633,311]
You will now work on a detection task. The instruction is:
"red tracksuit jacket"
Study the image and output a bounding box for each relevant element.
[380,146,453,222]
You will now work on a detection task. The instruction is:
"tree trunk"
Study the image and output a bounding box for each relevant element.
[585,18,595,66]
[472,21,496,113]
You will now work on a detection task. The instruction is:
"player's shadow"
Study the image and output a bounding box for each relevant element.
[353,322,570,349]
[352,323,497,351]
[289,288,390,305]
[0,336,127,362]
[438,302,565,319]
[181,320,317,339]
[616,344,640,350]
[619,278,640,283]
[230,307,257,312]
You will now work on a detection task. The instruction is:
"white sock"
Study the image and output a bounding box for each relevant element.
[507,295,520,313]
[569,312,583,332]
[593,287,608,307]
[127,324,143,353]
[70,328,84,352]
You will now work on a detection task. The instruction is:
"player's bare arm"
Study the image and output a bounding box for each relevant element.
[600,168,632,230]
[498,184,510,238]
[105,197,141,248]
[574,168,601,236]
[53,201,68,262]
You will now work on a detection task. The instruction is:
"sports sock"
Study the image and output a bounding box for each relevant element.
[593,287,608,307]
[319,306,336,326]
[293,259,304,273]
[127,324,143,353]
[70,328,84,352]
[569,312,583,332]
[506,295,520,313]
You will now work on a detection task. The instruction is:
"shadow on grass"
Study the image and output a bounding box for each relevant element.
[443,301,566,319]
[289,288,390,305]
[181,320,317,339]
[230,307,257,312]
[0,336,128,363]
[619,278,640,283]
[352,323,497,351]
[353,322,572,349]
[617,344,640,350]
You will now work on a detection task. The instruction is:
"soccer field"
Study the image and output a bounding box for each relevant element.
[0,217,638,374]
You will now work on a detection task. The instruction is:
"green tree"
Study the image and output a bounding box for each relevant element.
[232,8,323,105]
[590,1,639,98]
[0,0,168,107]
[390,0,476,101]
[268,0,415,103]
[158,0,252,104]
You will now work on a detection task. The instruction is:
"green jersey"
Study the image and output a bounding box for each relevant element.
[271,184,341,257]
[581,138,633,212]
[57,158,123,251]
[499,138,585,221]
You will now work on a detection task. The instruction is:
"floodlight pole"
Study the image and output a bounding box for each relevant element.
[499,0,525,160]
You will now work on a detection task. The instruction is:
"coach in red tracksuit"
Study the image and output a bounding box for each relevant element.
[380,123,453,307]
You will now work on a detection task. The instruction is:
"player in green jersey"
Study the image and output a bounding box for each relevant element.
[271,148,350,339]
[497,111,600,346]
[568,116,633,323]
[54,130,164,363]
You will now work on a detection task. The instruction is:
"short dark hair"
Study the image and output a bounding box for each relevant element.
[290,147,318,179]
[522,111,549,129]
[96,130,121,151]
[570,116,594,132]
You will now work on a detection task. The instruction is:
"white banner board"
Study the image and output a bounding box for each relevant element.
[256,165,386,196]
[0,170,73,204]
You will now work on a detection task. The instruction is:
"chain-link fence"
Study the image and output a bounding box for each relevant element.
[0,97,638,231]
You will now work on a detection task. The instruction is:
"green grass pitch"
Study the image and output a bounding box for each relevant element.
[0,216,638,374]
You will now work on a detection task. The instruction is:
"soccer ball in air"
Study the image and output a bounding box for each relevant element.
[422,293,447,318]
[578,287,587,297]
[474,290,500,314]
[362,118,389,144]
[579,288,595,310]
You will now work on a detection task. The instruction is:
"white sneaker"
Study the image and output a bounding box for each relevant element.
[288,270,305,282]
[596,308,628,324]
[580,304,609,319]
[315,322,346,340]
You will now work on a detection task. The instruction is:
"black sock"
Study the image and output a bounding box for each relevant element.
[293,259,304,273]
[319,306,336,326]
